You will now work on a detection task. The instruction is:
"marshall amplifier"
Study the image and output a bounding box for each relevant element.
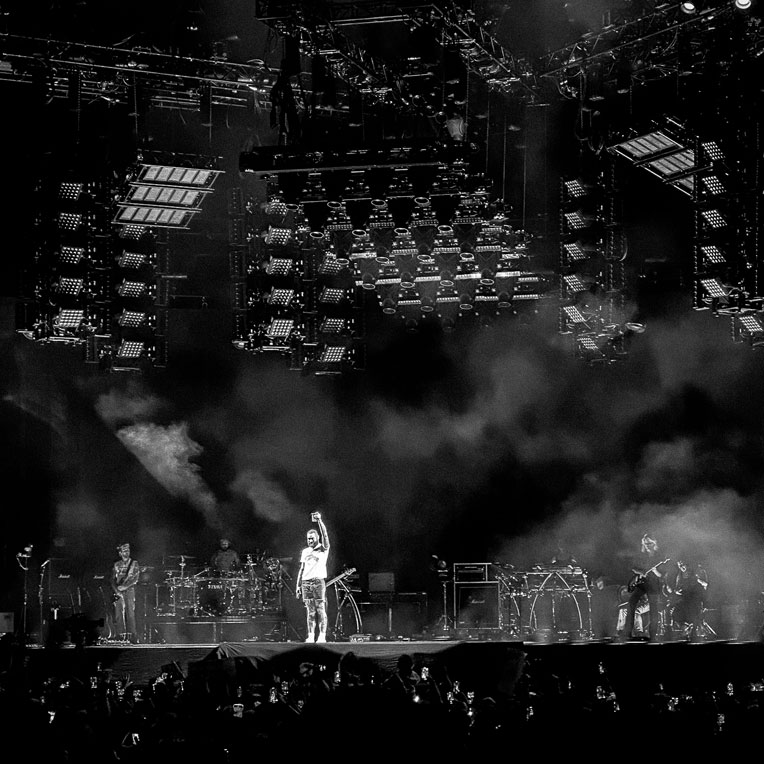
[453,563,490,582]
[454,582,501,631]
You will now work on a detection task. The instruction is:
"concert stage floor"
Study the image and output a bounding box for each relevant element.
[17,637,764,708]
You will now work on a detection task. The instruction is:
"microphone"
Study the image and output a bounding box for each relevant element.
[41,559,51,568]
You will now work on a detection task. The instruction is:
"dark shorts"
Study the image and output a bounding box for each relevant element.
[301,578,326,603]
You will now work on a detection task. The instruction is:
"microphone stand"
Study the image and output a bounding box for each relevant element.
[38,562,49,645]
[15,546,33,643]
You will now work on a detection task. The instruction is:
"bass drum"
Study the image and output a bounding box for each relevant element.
[197,578,247,616]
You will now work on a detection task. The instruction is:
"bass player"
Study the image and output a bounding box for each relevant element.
[622,533,670,642]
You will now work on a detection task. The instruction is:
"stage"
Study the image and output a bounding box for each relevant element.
[12,636,764,711]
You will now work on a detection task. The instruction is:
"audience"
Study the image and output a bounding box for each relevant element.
[1,633,762,757]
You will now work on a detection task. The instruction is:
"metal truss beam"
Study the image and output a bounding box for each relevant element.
[0,33,345,114]
[407,1,540,101]
[536,0,758,88]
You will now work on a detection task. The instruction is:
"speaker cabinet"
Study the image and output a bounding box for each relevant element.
[454,582,500,630]
[358,599,427,638]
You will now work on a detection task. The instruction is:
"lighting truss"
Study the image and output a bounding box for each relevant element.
[537,0,742,95]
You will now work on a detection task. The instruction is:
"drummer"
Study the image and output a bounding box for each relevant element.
[210,537,241,576]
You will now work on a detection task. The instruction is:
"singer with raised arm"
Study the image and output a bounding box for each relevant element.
[622,533,670,642]
[295,511,330,643]
[111,542,140,643]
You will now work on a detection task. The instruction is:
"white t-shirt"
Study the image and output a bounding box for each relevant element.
[300,545,328,581]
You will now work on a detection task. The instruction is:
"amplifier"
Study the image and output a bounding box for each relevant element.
[454,582,501,630]
[453,563,490,582]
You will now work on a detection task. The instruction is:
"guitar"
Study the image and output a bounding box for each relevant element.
[326,567,356,588]
[627,558,670,592]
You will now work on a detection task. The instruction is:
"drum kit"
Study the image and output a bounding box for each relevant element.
[154,553,291,617]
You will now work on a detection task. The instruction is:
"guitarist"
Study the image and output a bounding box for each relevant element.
[623,534,669,641]
[296,511,330,643]
[111,542,141,643]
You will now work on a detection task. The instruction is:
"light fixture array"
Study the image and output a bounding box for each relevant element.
[232,144,551,373]
[558,154,639,364]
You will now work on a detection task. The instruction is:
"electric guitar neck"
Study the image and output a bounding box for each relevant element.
[326,567,356,587]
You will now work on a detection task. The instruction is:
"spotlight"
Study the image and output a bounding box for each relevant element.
[734,0,752,11]
[680,0,697,14]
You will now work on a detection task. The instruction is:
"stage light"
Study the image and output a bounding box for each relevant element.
[266,197,289,216]
[58,182,84,201]
[319,287,346,304]
[700,278,728,299]
[680,0,697,14]
[734,0,752,11]
[735,314,764,347]
[563,274,588,293]
[118,280,148,297]
[118,310,147,328]
[319,345,347,363]
[55,308,84,329]
[562,305,588,324]
[139,165,218,188]
[577,335,606,361]
[116,340,145,358]
[268,288,295,307]
[644,148,697,180]
[118,251,148,268]
[611,131,683,162]
[700,245,726,265]
[701,209,727,228]
[265,318,294,338]
[266,257,294,276]
[59,245,86,265]
[318,255,345,276]
[563,179,592,199]
[265,226,292,245]
[119,225,149,240]
[57,212,83,231]
[563,211,596,231]
[562,243,591,262]
[700,175,726,196]
[115,205,194,227]
[701,141,725,162]
[127,185,204,208]
[319,317,347,334]
[57,277,84,296]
